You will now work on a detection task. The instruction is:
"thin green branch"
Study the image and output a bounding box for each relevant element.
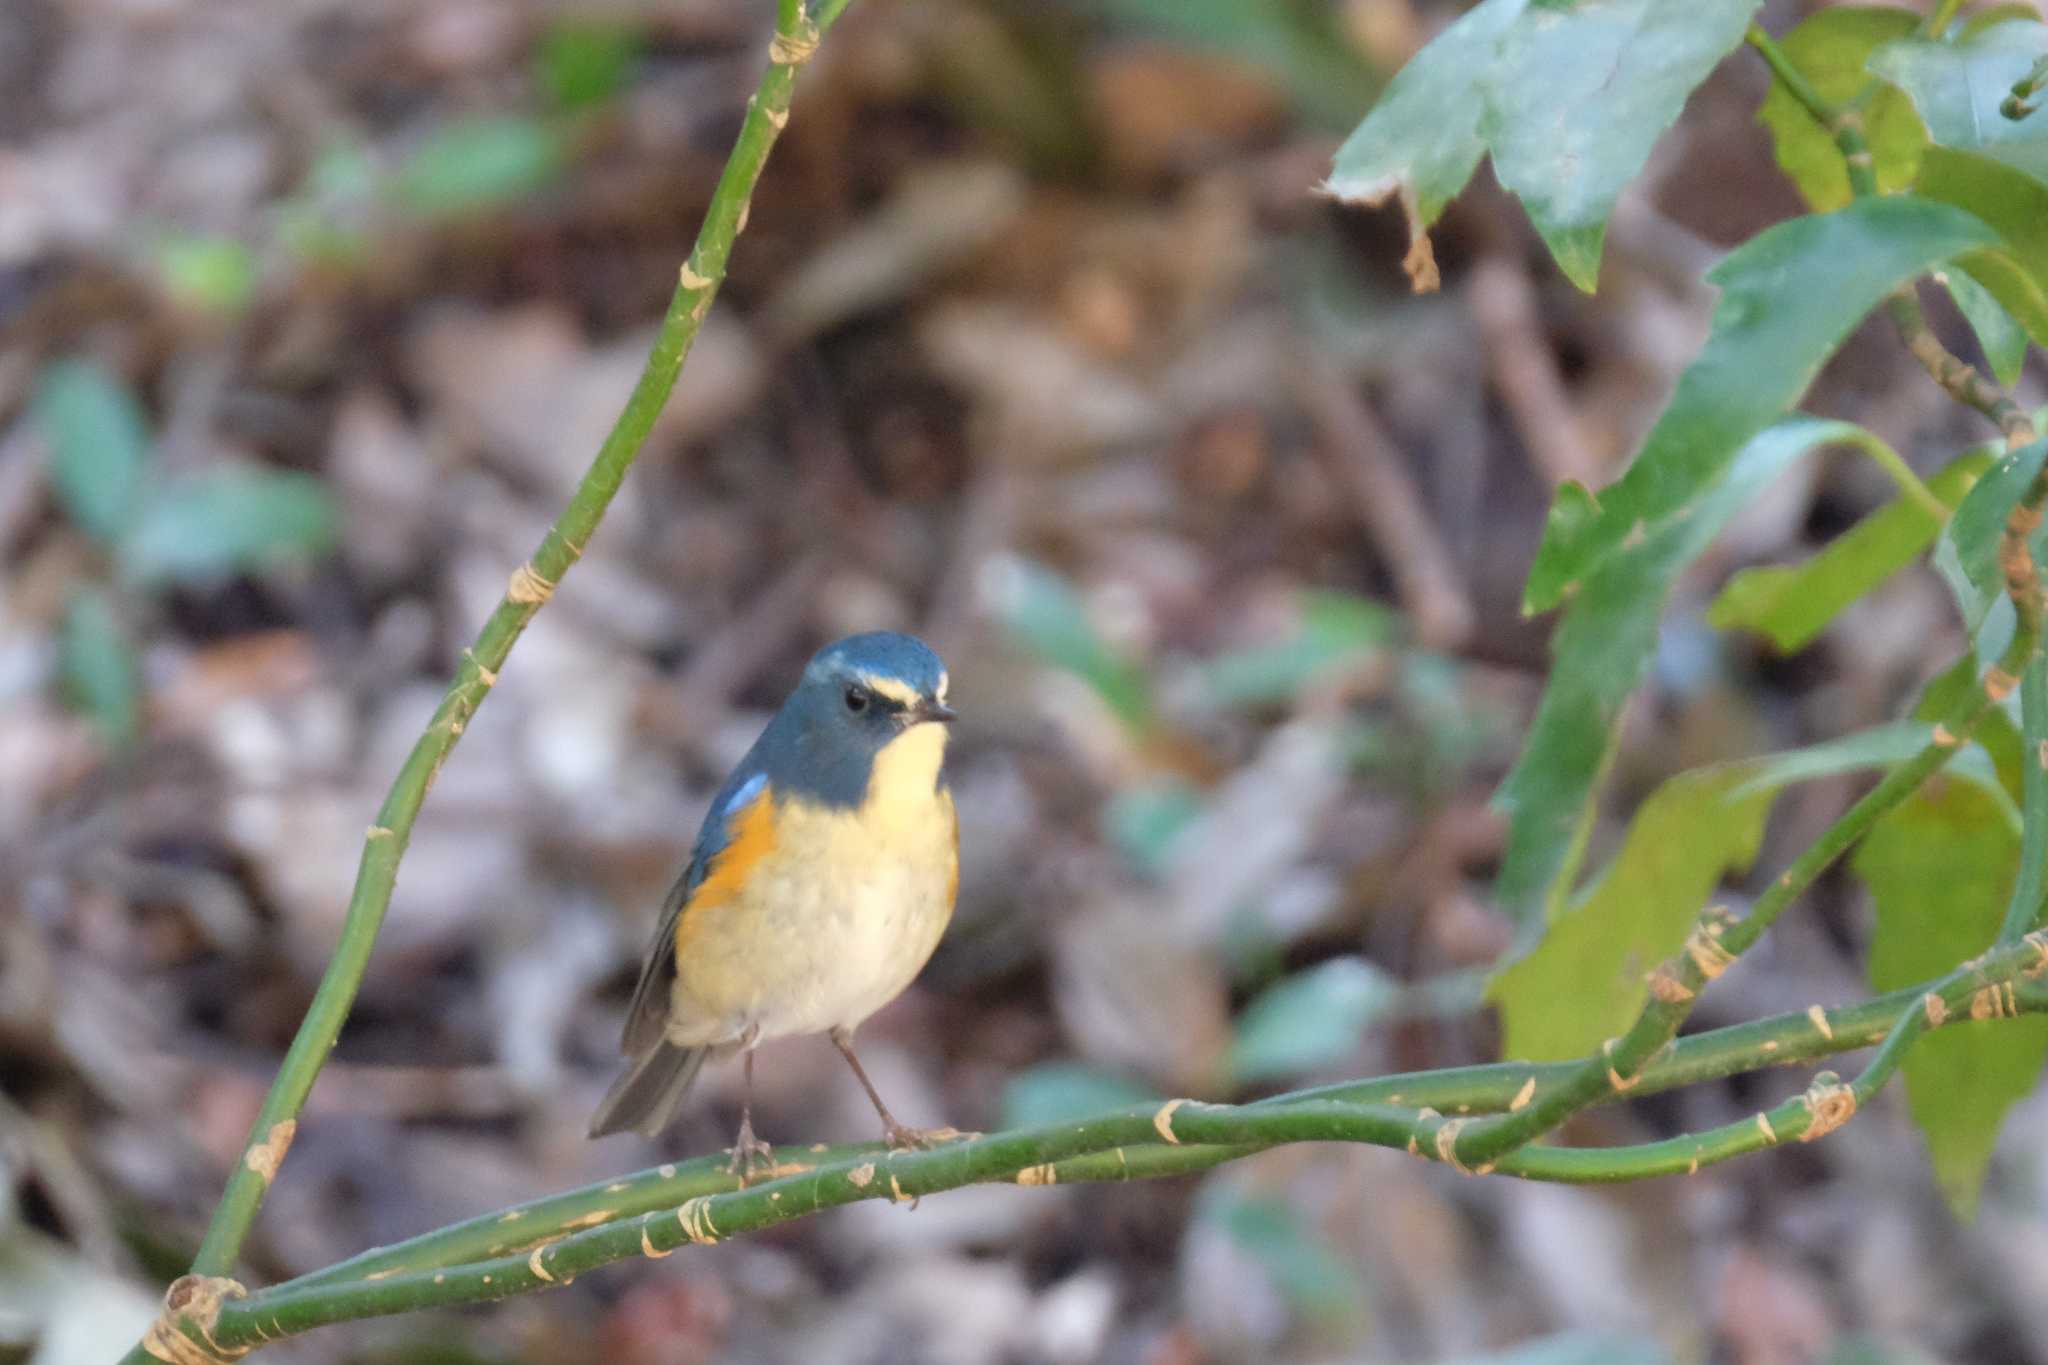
[155,963,2048,1353]
[1921,0,1965,41]
[1745,25,1838,133]
[129,5,834,1364]
[1839,428,1949,522]
[2000,652,2048,941]
[284,975,1966,1290]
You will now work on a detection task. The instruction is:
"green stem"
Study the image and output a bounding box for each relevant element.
[1745,25,1839,134]
[1841,428,1949,522]
[2000,651,2048,941]
[175,967,2048,1352]
[233,972,2048,1302]
[130,5,831,1363]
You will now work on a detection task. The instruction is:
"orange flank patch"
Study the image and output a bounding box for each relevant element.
[674,785,778,952]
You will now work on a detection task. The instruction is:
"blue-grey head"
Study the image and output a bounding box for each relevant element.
[756,631,955,808]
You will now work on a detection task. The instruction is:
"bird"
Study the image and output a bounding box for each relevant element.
[589,630,961,1177]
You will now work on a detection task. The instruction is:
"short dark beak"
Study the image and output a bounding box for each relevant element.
[919,699,958,724]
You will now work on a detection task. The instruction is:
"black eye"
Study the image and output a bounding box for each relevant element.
[844,686,868,713]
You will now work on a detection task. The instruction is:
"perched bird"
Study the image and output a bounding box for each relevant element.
[589,631,960,1174]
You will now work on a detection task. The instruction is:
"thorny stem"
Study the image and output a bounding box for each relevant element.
[128,4,834,1364]
[150,958,2048,1352]
[276,970,2048,1293]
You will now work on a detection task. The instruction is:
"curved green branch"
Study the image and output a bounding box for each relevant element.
[128,4,839,1363]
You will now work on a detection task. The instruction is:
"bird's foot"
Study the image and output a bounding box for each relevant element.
[728,1115,776,1185]
[882,1121,969,1151]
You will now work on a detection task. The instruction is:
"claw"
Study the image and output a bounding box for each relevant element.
[728,1114,776,1185]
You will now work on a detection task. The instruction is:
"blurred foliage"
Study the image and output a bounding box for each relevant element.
[1856,777,2048,1219]
[1228,955,1397,1083]
[33,358,336,743]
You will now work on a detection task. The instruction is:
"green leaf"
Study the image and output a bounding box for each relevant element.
[1871,16,2048,184]
[1916,145,2048,350]
[1196,590,1394,708]
[1708,451,1989,652]
[537,20,642,111]
[394,116,565,218]
[1523,200,1999,614]
[1755,6,1925,211]
[1229,957,1399,1083]
[34,358,151,544]
[1936,434,2048,631]
[59,588,140,748]
[1944,265,2030,386]
[1490,766,1774,1061]
[999,1062,1158,1129]
[989,557,1155,733]
[155,233,259,317]
[1327,0,1758,291]
[1496,418,1866,928]
[1855,778,2048,1218]
[117,466,338,588]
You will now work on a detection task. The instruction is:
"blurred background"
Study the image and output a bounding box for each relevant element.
[3,0,2045,1362]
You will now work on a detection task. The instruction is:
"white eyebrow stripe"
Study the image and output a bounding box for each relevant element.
[859,674,922,707]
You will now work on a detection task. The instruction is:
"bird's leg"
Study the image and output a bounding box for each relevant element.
[728,1030,774,1183]
[829,1026,959,1150]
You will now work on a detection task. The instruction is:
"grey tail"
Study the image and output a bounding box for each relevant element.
[588,1042,708,1139]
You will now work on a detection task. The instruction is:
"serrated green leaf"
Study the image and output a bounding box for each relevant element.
[1871,16,2048,183]
[59,588,140,747]
[1708,452,1989,652]
[1497,418,1865,928]
[1944,266,2030,386]
[35,359,151,545]
[394,116,565,218]
[117,466,338,588]
[1490,766,1774,1061]
[1917,145,2048,351]
[999,1062,1158,1130]
[1327,0,1758,292]
[1855,778,2048,1218]
[1229,957,1399,1083]
[1524,200,1999,614]
[1755,6,1925,211]
[990,557,1155,734]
